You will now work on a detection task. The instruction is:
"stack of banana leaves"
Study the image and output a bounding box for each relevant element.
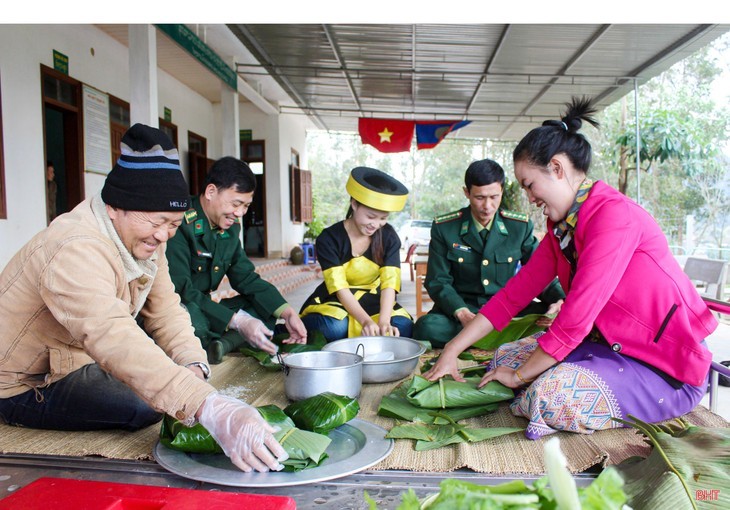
[159,392,359,471]
[239,330,328,369]
[378,375,521,450]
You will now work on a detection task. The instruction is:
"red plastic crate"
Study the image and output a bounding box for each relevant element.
[0,477,296,509]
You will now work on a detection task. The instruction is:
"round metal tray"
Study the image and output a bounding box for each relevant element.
[153,418,393,488]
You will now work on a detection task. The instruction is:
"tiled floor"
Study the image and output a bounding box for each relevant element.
[281,260,730,421]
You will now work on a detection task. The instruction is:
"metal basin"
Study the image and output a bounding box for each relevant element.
[280,351,363,401]
[322,336,426,383]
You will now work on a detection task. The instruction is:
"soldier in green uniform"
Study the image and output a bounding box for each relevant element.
[167,157,307,364]
[413,159,565,346]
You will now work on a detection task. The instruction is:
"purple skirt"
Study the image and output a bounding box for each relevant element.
[488,335,708,439]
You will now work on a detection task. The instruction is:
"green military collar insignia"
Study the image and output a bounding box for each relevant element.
[496,218,508,234]
[193,219,205,235]
[460,221,469,236]
[219,230,230,239]
[500,209,528,222]
[434,210,463,224]
[184,209,198,224]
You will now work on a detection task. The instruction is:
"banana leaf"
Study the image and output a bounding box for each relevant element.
[239,330,327,370]
[159,414,222,454]
[158,405,333,472]
[284,392,360,434]
[378,380,499,423]
[385,414,522,451]
[405,375,514,409]
[458,351,494,363]
[613,415,730,510]
[257,405,332,471]
[472,313,549,350]
[420,352,491,374]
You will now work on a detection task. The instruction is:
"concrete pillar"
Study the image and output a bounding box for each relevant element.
[128,25,158,127]
[221,59,240,158]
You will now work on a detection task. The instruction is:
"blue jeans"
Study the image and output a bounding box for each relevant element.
[301,313,414,342]
[0,364,161,431]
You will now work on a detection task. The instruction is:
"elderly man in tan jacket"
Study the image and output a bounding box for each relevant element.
[0,124,287,474]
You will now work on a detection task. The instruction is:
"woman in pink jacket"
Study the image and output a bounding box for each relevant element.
[424,97,717,439]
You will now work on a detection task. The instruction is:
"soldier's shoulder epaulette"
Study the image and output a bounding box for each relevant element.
[184,209,198,224]
[434,210,463,224]
[499,209,529,222]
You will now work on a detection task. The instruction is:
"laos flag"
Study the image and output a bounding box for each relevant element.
[415,120,471,149]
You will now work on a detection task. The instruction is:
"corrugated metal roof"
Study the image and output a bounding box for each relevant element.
[229,23,729,140]
[97,23,729,141]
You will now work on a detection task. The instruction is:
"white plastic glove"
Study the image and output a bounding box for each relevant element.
[198,392,288,473]
[231,309,278,354]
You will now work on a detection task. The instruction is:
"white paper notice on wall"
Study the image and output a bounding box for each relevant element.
[82,84,112,175]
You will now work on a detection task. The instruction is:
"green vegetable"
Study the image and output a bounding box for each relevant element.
[366,437,628,509]
[284,392,360,434]
[385,413,521,451]
[544,436,581,510]
[473,313,549,350]
[405,375,514,409]
[613,415,730,510]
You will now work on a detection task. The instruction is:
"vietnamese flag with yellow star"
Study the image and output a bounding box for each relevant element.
[358,118,415,153]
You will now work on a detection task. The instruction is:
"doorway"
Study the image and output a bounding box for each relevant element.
[241,140,266,258]
[42,65,83,224]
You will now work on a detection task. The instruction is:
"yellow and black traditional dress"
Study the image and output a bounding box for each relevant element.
[299,221,413,340]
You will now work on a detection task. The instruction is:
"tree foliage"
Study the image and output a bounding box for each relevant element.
[591,34,730,250]
[306,34,730,250]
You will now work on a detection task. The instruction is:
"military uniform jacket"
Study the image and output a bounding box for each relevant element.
[425,206,564,317]
[166,196,287,334]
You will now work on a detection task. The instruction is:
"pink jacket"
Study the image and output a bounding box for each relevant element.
[481,181,716,386]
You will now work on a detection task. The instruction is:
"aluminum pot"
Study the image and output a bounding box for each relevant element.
[322,336,426,383]
[279,350,363,401]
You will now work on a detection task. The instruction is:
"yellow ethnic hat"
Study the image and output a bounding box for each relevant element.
[345,167,409,212]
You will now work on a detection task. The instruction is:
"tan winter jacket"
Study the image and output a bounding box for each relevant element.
[0,196,214,424]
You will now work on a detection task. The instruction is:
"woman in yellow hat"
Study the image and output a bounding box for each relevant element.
[300,167,413,341]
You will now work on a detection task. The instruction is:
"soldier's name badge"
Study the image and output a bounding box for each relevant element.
[197,250,213,258]
[452,243,472,252]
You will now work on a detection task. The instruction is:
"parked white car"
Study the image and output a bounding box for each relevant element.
[398,219,433,251]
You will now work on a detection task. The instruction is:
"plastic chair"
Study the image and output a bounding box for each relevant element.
[704,297,730,414]
[301,243,316,264]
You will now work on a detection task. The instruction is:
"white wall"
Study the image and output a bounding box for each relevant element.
[277,113,309,257]
[238,104,309,258]
[0,25,217,268]
[158,70,216,168]
[0,24,130,267]
[0,24,311,269]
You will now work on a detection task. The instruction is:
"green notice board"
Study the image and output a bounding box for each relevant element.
[53,50,69,75]
[156,24,237,91]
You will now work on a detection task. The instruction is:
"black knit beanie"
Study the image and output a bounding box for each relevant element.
[101,123,190,211]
